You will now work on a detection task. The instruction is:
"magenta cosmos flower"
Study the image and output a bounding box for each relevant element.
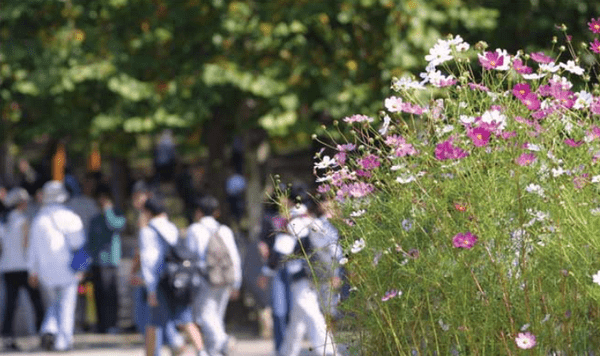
[515,332,536,349]
[467,127,491,147]
[512,58,532,74]
[590,39,600,54]
[589,18,600,33]
[512,83,530,100]
[435,139,469,160]
[452,232,478,249]
[381,289,399,302]
[516,152,536,166]
[521,92,541,111]
[478,51,504,70]
[530,51,554,64]
[358,154,381,170]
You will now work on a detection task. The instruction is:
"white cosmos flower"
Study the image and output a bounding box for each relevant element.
[384,96,403,113]
[391,76,425,91]
[396,175,416,184]
[379,115,391,135]
[539,62,560,72]
[591,175,600,183]
[525,183,545,197]
[593,270,600,286]
[481,109,507,131]
[522,73,547,80]
[559,60,585,75]
[459,115,475,125]
[315,156,337,169]
[526,143,541,151]
[574,90,593,109]
[351,238,366,254]
[350,209,366,217]
[425,40,453,67]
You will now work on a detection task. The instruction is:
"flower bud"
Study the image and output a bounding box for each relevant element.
[368,137,374,144]
[312,134,318,140]
[552,36,557,44]
[559,46,566,52]
[474,41,488,51]
[333,120,339,126]
[559,24,567,31]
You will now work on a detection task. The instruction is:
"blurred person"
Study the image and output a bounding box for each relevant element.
[27,181,85,352]
[87,183,126,334]
[310,200,344,321]
[0,188,45,351]
[139,197,208,356]
[153,129,177,184]
[65,173,100,237]
[265,183,337,356]
[257,192,292,351]
[188,196,242,356]
[128,181,186,354]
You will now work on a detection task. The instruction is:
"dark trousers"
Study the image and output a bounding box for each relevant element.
[91,266,119,333]
[1,271,45,337]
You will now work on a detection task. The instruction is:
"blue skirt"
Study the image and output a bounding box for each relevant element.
[148,287,192,327]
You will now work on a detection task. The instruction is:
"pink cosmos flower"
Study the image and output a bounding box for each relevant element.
[515,116,533,126]
[537,84,552,97]
[401,102,426,115]
[467,127,491,147]
[587,126,600,140]
[468,82,489,92]
[356,170,372,178]
[589,18,600,33]
[515,332,536,349]
[574,174,589,189]
[317,184,331,193]
[591,98,600,115]
[478,51,504,70]
[381,289,399,302]
[554,90,575,109]
[334,152,346,166]
[512,83,530,100]
[522,92,541,111]
[435,139,469,160]
[516,152,536,166]
[565,138,583,147]
[348,182,374,198]
[358,154,381,170]
[512,58,532,74]
[530,52,554,64]
[337,143,356,152]
[500,131,517,140]
[343,114,374,124]
[591,38,600,54]
[452,232,478,249]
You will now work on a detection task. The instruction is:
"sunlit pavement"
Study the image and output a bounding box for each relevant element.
[2,332,281,356]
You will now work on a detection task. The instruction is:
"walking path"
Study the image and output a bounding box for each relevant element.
[1,331,321,356]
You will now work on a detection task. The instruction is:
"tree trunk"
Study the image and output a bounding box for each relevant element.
[245,129,270,241]
[110,156,129,210]
[205,108,228,219]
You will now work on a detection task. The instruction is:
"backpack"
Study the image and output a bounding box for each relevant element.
[149,225,203,306]
[204,225,236,287]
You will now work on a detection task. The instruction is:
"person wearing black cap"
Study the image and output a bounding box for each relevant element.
[139,197,208,356]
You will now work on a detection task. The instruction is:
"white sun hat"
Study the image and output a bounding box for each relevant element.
[42,180,69,205]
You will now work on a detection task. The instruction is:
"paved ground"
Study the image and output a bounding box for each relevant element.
[2,332,280,356]
[0,331,334,356]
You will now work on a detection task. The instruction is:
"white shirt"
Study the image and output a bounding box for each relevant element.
[139,215,179,294]
[0,209,29,273]
[187,216,242,290]
[27,203,85,286]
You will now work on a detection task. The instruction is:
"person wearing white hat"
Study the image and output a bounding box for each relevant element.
[0,187,45,351]
[27,181,85,351]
